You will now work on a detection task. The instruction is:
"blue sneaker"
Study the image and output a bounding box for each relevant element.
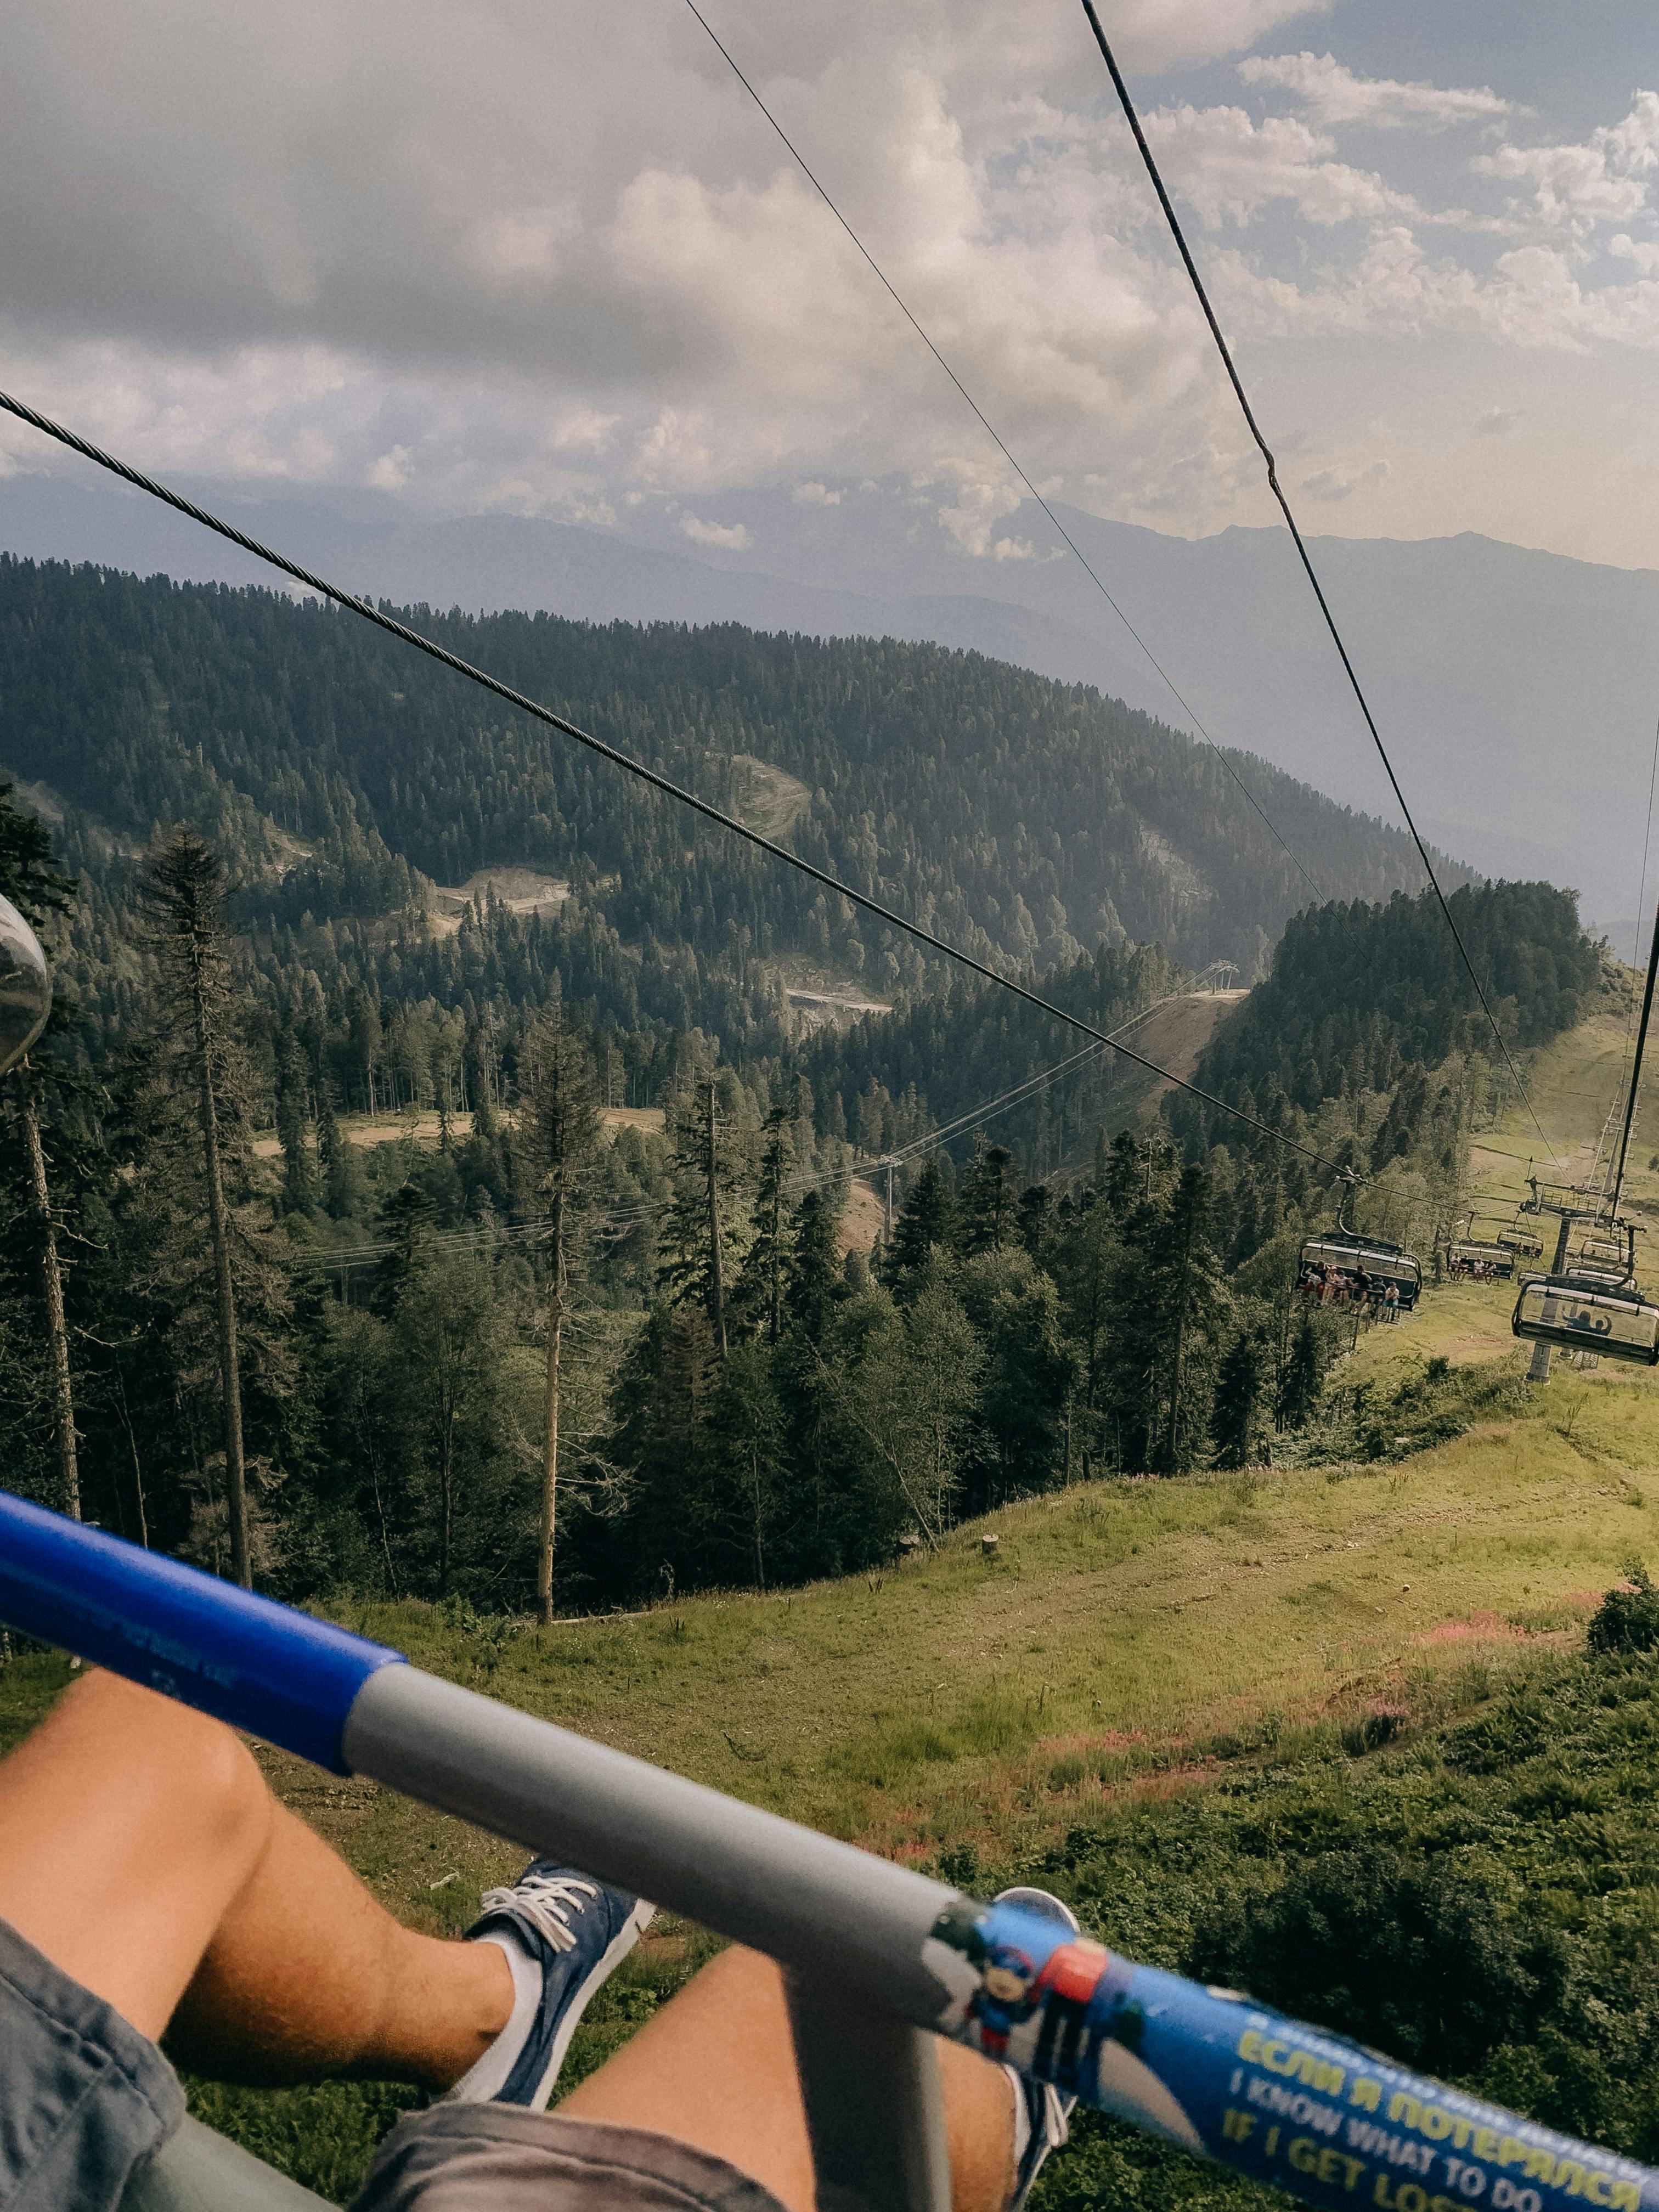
[447,1863,655,2109]
[995,1887,1079,2209]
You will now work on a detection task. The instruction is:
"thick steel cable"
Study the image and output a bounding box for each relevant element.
[682,0,1323,902]
[0,386,1353,1174]
[1613,724,1659,1218]
[1077,0,1562,1174]
[1596,717,1659,1202]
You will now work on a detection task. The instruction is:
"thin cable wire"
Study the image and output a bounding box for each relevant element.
[0,385,1356,1176]
[845,981,1181,1173]
[301,985,1187,1268]
[1077,0,1561,1176]
[682,0,1323,902]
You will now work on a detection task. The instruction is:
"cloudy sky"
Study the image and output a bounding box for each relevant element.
[4,0,1659,569]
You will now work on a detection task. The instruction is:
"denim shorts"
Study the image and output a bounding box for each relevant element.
[0,1914,184,2210]
[0,1914,786,2212]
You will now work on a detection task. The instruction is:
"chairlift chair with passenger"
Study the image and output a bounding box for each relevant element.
[1497,1220,1545,1262]
[1513,1273,1659,1365]
[1447,1210,1518,1282]
[1297,1173,1422,1312]
[1513,1216,1659,1364]
[2,735,1656,2212]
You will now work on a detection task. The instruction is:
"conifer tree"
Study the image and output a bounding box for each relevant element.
[659,1076,749,1353]
[275,1034,315,1214]
[704,1341,784,1590]
[372,1183,438,1315]
[1051,1187,1118,1472]
[315,1077,347,1214]
[143,828,257,1586]
[1212,1329,1268,1469]
[785,1187,843,1345]
[517,1012,601,1623]
[1277,1312,1326,1431]
[736,1099,795,1344]
[1153,1166,1229,1472]
[958,1141,1020,1254]
[884,1156,955,1291]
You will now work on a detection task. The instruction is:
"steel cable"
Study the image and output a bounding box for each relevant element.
[0,384,1356,1177]
[682,0,1324,901]
[1079,0,1562,1174]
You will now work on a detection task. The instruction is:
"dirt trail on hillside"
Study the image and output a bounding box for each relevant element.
[252,1104,662,1158]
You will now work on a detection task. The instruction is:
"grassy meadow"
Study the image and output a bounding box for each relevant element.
[7,1271,1659,2194]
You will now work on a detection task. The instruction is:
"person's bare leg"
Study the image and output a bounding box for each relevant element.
[563,1944,1017,2212]
[0,1673,1019,2207]
[166,1779,512,2090]
[0,1670,510,2087]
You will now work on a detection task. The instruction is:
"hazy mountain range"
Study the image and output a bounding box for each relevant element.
[4,464,1654,945]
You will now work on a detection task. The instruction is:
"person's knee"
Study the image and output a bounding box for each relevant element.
[54,1671,274,1869]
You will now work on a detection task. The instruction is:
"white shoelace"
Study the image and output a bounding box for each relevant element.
[478,1872,597,1953]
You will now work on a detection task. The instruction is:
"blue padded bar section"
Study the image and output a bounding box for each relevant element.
[0,1492,404,1772]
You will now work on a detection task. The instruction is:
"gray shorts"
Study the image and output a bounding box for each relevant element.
[0,1915,787,2212]
[351,2107,790,2212]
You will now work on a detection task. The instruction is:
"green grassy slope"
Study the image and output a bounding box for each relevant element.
[5,1267,1659,2196]
[1469,990,1659,1219]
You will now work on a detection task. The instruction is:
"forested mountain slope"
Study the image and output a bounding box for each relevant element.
[1,557,1451,1064]
[1169,883,1601,1165]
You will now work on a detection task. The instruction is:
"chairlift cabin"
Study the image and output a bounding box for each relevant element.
[1299,1175,1423,1311]
[1448,1210,1518,1280]
[1498,1222,1545,1262]
[1554,1217,1640,1293]
[0,892,50,1075]
[1299,1232,1421,1308]
[1513,1275,1659,1365]
[1447,1237,1514,1281]
[1573,1229,1628,1269]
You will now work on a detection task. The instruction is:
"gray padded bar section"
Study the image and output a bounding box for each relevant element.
[787,1983,953,2212]
[345,1665,956,2021]
[125,2118,331,2211]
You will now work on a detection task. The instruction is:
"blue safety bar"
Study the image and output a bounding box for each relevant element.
[0,1493,402,1771]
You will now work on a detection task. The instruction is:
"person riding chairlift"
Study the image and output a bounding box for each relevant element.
[0,1672,1075,2212]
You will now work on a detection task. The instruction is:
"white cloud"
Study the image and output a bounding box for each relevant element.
[1474,408,1521,438]
[1610,232,1659,274]
[1473,92,1659,233]
[0,0,1656,565]
[1238,52,1514,132]
[935,478,1029,558]
[1211,224,1659,357]
[1298,456,1390,501]
[368,444,411,490]
[1143,102,1425,228]
[1094,0,1333,71]
[679,511,752,550]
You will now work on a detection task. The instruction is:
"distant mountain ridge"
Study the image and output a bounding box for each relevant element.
[3,465,1651,934]
[0,557,1446,1063]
